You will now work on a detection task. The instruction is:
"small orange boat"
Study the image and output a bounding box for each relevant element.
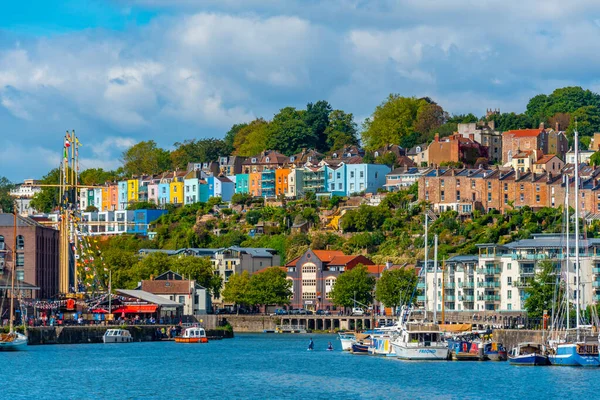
[175,327,208,343]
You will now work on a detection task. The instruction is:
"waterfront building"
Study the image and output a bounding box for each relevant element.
[0,213,59,299]
[139,270,211,315]
[9,179,41,216]
[421,234,600,313]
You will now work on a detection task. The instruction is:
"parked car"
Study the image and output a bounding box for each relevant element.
[215,308,230,315]
[316,310,331,316]
[273,308,288,316]
[351,307,364,316]
[297,309,309,315]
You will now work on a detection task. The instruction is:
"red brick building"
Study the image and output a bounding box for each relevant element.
[502,127,568,164]
[428,133,488,167]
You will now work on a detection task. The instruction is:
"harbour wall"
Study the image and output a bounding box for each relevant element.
[27,325,233,345]
[493,329,545,351]
[223,315,397,332]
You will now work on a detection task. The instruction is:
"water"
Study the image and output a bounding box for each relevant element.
[4,334,600,399]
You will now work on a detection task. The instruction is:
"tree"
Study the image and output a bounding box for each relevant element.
[590,151,600,167]
[122,140,172,176]
[0,177,15,213]
[171,256,223,297]
[566,106,600,139]
[233,119,271,156]
[30,168,61,213]
[362,94,424,150]
[375,152,398,168]
[80,168,118,186]
[524,261,560,319]
[224,123,248,155]
[414,101,447,135]
[329,264,376,308]
[85,205,99,212]
[375,268,418,310]
[304,100,332,152]
[325,110,359,151]
[267,107,317,155]
[485,112,533,132]
[222,271,251,313]
[247,267,292,311]
[170,138,229,169]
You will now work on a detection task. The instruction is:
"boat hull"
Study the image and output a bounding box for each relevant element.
[508,354,550,366]
[549,344,600,367]
[175,337,208,343]
[0,332,27,350]
[391,343,449,361]
[351,343,369,354]
[486,351,508,362]
[339,334,355,351]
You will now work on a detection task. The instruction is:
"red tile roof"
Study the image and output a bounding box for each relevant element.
[255,266,287,274]
[503,129,543,137]
[367,265,386,274]
[534,154,558,164]
[328,255,361,265]
[312,250,345,262]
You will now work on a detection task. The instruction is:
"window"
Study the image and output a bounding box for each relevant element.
[16,270,24,281]
[507,304,512,310]
[487,182,491,190]
[441,191,445,201]
[425,191,429,200]
[350,171,355,178]
[302,292,317,299]
[328,173,332,179]
[441,179,445,187]
[360,171,364,178]
[265,157,270,162]
[359,183,364,190]
[302,279,317,286]
[350,183,355,191]
[507,263,512,270]
[457,180,461,188]
[16,235,24,250]
[330,184,334,190]
[520,193,524,202]
[0,235,4,250]
[520,184,524,191]
[337,172,341,179]
[339,183,343,190]
[504,183,508,191]
[178,296,185,304]
[504,194,508,204]
[536,195,540,202]
[16,253,24,267]
[302,264,317,273]
[488,192,492,202]
[536,184,540,192]
[507,277,512,286]
[471,180,476,189]
[456,191,461,201]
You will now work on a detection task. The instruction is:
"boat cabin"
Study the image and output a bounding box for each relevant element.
[182,327,206,339]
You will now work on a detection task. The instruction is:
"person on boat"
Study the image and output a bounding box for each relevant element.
[327,342,333,351]
[308,338,314,350]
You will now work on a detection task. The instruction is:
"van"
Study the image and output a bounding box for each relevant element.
[351,307,364,316]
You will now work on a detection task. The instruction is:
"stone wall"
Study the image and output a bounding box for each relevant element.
[493,329,545,352]
[224,315,278,332]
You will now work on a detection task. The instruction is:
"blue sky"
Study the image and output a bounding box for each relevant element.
[2,0,600,181]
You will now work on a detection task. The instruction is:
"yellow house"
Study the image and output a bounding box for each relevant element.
[101,186,110,211]
[127,179,139,203]
[170,178,184,204]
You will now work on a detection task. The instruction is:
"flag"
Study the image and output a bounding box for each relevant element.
[75,137,82,147]
[63,148,68,161]
[65,135,71,148]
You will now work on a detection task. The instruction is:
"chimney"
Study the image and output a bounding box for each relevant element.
[539,122,545,130]
[531,171,536,182]
[434,133,440,142]
[515,168,521,181]
[469,133,475,141]
[385,260,393,270]
[556,122,560,132]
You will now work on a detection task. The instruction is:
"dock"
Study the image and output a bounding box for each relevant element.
[273,324,309,333]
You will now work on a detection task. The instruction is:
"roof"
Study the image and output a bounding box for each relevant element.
[141,279,205,294]
[226,246,277,258]
[0,214,44,228]
[312,250,345,262]
[328,255,363,265]
[367,265,386,274]
[534,154,560,164]
[446,255,479,263]
[503,129,543,137]
[255,266,287,274]
[502,234,600,250]
[116,289,183,307]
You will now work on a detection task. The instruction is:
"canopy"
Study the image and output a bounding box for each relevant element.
[439,324,472,333]
[110,305,158,314]
[91,308,108,314]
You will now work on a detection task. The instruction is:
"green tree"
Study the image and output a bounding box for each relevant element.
[590,151,600,167]
[325,109,359,151]
[414,101,447,135]
[79,168,118,185]
[170,138,229,169]
[222,271,251,313]
[233,119,271,156]
[30,168,61,213]
[361,94,423,150]
[247,267,292,311]
[375,152,398,168]
[171,256,223,297]
[375,268,418,309]
[485,112,533,132]
[224,123,248,155]
[329,264,376,308]
[122,141,172,176]
[267,107,317,155]
[304,100,332,152]
[0,177,15,213]
[566,106,600,138]
[524,261,560,319]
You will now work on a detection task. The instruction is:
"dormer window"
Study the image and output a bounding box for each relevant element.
[290,156,295,162]
[347,153,352,157]
[265,157,270,163]
[374,152,379,157]
[252,158,257,163]
[416,147,421,153]
[332,153,338,158]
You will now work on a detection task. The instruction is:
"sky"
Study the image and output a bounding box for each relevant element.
[2,0,600,181]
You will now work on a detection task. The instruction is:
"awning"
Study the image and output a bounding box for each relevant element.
[111,305,158,314]
[91,308,108,314]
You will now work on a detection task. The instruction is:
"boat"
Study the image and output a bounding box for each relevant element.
[0,209,28,351]
[103,329,133,343]
[338,332,355,351]
[448,339,485,361]
[351,342,370,354]
[175,327,208,343]
[508,343,550,366]
[390,320,449,361]
[484,342,507,361]
[548,336,600,367]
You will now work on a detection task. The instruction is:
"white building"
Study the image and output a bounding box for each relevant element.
[9,179,41,216]
[421,234,600,314]
[139,271,211,315]
[565,150,595,165]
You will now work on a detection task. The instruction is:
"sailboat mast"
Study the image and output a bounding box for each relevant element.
[424,213,428,317]
[9,207,16,333]
[574,129,581,339]
[565,174,570,331]
[433,234,438,323]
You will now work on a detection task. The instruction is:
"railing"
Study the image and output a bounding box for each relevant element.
[593,281,600,288]
[445,296,456,301]
[444,282,455,289]
[417,282,425,289]
[459,295,475,301]
[458,282,475,288]
[417,295,425,302]
[478,295,501,302]
[593,267,600,274]
[477,281,500,288]
[479,268,501,275]
[595,294,600,301]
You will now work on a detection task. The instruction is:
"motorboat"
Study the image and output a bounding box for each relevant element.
[350,333,371,355]
[338,332,355,351]
[175,327,208,343]
[103,329,133,343]
[0,332,28,350]
[548,336,600,367]
[448,339,486,361]
[484,342,508,361]
[391,322,449,361]
[508,343,549,366]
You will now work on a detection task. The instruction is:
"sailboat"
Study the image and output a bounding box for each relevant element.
[547,129,599,367]
[0,209,27,350]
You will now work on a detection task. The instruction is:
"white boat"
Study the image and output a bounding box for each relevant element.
[0,332,28,350]
[175,327,208,343]
[338,332,355,351]
[103,329,133,343]
[391,321,449,360]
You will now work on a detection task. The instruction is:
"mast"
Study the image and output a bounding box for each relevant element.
[108,270,112,317]
[441,258,445,325]
[424,213,428,318]
[574,128,581,340]
[9,207,16,333]
[433,234,438,323]
[565,173,570,331]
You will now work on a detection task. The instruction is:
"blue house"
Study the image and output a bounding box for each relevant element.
[117,180,128,210]
[158,182,170,205]
[325,164,347,196]
[345,164,390,195]
[235,174,249,194]
[198,180,210,203]
[127,209,169,236]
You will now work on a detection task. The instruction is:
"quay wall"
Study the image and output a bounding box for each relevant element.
[27,325,232,345]
[493,329,545,351]
[224,316,278,332]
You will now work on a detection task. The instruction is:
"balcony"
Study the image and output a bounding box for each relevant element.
[459,295,475,302]
[479,267,501,275]
[596,294,600,302]
[444,282,455,289]
[515,279,532,288]
[458,282,475,288]
[477,281,500,288]
[417,282,425,289]
[445,295,456,302]
[593,281,600,288]
[417,295,426,302]
[478,295,501,302]
[593,267,600,274]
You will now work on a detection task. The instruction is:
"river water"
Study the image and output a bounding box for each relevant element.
[4,333,600,399]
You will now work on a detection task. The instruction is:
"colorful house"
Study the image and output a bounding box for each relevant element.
[286,168,303,198]
[184,172,201,205]
[325,164,347,197]
[170,176,184,205]
[101,186,110,211]
[79,188,89,210]
[235,174,249,194]
[118,180,128,210]
[127,178,139,203]
[158,174,171,205]
[345,164,390,195]
[108,184,118,211]
[275,168,290,197]
[249,172,262,197]
[261,169,276,198]
[301,166,326,195]
[208,176,235,202]
[93,188,103,210]
[128,209,168,236]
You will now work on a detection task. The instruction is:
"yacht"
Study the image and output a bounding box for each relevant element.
[390,321,449,361]
[103,329,133,343]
